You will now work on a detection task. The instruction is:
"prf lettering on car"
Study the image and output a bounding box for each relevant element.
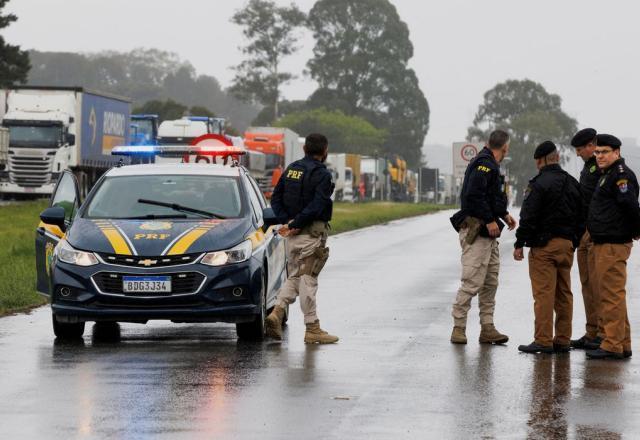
[477,165,491,172]
[286,169,304,180]
[134,234,171,240]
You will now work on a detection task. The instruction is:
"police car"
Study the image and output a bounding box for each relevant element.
[35,143,287,340]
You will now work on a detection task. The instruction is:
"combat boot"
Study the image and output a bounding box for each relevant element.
[479,324,509,344]
[304,320,339,344]
[265,305,286,340]
[450,326,467,344]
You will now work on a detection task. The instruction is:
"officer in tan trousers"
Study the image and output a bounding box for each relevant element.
[449,130,516,344]
[265,133,338,344]
[570,128,605,350]
[513,141,583,354]
[586,134,640,359]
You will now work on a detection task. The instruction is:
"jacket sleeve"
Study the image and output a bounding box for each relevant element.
[573,179,586,245]
[515,182,543,248]
[615,173,640,237]
[270,173,289,224]
[465,164,495,224]
[289,171,332,230]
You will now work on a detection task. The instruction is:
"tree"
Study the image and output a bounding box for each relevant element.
[274,108,387,156]
[133,99,188,121]
[230,0,306,121]
[306,0,429,166]
[0,0,30,87]
[468,79,578,205]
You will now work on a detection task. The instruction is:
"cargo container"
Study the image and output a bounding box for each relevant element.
[327,153,361,202]
[0,86,130,197]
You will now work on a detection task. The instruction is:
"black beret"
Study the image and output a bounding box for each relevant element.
[596,134,622,149]
[534,141,557,159]
[571,128,597,147]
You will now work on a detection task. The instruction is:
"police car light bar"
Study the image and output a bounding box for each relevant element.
[111,145,247,157]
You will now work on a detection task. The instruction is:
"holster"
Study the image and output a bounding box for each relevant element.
[463,217,483,245]
[300,246,330,278]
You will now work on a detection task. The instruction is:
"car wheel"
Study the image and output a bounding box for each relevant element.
[236,273,267,341]
[52,314,85,340]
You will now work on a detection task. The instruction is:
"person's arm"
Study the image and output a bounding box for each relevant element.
[289,172,332,230]
[615,173,640,237]
[514,182,543,249]
[573,179,586,247]
[465,164,494,224]
[270,173,289,224]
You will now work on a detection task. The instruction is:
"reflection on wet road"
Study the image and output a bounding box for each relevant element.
[1,211,640,438]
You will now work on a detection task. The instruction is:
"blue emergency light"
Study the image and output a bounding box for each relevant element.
[112,145,157,156]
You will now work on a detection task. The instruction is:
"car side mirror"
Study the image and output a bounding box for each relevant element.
[40,207,67,232]
[262,207,279,229]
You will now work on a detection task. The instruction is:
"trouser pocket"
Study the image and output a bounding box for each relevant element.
[300,246,330,278]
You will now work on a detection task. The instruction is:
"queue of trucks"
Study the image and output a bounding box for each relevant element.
[0,85,453,203]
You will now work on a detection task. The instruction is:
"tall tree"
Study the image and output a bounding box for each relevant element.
[306,0,429,166]
[468,79,577,205]
[230,0,306,122]
[0,0,30,87]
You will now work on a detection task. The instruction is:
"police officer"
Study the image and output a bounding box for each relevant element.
[586,134,640,359]
[513,141,583,354]
[265,133,339,344]
[569,128,604,350]
[449,130,516,344]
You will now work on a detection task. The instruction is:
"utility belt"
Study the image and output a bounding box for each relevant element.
[300,221,330,238]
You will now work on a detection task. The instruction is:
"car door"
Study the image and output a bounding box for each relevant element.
[35,170,81,296]
[244,173,286,297]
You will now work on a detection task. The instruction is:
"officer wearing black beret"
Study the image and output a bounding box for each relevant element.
[514,141,583,353]
[569,128,603,350]
[266,133,339,344]
[586,134,640,359]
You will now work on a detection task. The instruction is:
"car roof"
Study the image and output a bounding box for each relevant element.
[105,163,242,178]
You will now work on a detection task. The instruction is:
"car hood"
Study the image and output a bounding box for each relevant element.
[66,217,252,256]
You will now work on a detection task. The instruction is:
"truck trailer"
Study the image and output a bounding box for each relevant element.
[326,153,361,202]
[0,87,130,197]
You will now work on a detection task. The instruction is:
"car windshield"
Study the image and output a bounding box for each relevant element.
[85,175,243,219]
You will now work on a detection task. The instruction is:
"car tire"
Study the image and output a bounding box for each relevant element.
[52,314,85,340]
[236,273,267,341]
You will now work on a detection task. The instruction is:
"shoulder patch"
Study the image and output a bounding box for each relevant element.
[477,165,491,173]
[617,179,629,193]
[524,184,533,200]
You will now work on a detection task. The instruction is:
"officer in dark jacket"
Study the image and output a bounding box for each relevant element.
[449,130,516,345]
[265,133,338,344]
[570,128,603,350]
[514,141,583,354]
[586,134,640,359]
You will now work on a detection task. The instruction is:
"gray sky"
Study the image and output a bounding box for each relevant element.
[4,0,640,147]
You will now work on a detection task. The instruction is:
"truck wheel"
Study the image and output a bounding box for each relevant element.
[236,274,266,341]
[52,314,85,340]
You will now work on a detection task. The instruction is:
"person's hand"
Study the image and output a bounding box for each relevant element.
[634,236,640,241]
[513,247,524,261]
[504,214,517,231]
[278,224,300,237]
[486,221,500,238]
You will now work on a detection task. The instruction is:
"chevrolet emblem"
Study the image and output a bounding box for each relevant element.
[138,259,157,267]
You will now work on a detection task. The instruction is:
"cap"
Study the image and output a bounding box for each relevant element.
[596,134,622,149]
[534,141,557,159]
[571,128,597,147]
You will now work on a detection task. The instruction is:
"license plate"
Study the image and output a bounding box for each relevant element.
[122,276,171,293]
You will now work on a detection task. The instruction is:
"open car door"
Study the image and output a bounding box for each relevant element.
[35,171,80,296]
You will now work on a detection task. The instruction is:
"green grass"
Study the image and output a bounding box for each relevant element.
[330,202,453,235]
[0,200,452,316]
[0,200,49,315]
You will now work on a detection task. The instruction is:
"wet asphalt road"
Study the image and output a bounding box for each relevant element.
[2,210,640,439]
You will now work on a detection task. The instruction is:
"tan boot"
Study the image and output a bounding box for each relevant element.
[479,324,509,344]
[450,326,467,344]
[265,305,286,340]
[304,320,339,344]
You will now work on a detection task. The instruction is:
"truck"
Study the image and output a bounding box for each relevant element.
[388,155,407,201]
[129,114,159,146]
[0,86,130,198]
[0,128,8,176]
[244,127,303,197]
[361,156,387,200]
[326,153,361,202]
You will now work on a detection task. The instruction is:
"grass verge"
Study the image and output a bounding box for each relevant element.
[0,200,452,316]
[0,200,49,315]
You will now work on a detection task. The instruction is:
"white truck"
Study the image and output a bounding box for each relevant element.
[326,153,361,202]
[0,87,130,197]
[361,156,386,200]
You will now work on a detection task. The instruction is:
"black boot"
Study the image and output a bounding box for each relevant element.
[586,348,624,360]
[624,350,632,359]
[584,336,603,350]
[553,343,570,353]
[518,342,554,354]
[570,335,594,349]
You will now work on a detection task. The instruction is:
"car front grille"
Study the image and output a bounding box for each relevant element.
[98,253,201,268]
[92,272,206,296]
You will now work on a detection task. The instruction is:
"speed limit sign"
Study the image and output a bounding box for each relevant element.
[453,142,482,180]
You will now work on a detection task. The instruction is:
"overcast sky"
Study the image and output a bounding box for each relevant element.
[4,0,639,147]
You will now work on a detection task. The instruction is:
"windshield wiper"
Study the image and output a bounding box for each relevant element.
[137,199,226,219]
[117,214,188,220]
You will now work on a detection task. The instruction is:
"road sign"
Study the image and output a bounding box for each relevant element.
[452,142,483,180]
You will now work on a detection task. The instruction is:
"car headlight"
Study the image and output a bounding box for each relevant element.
[55,239,99,266]
[201,239,252,266]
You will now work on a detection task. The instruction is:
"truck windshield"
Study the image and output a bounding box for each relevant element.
[85,175,243,219]
[130,119,155,145]
[264,153,281,169]
[6,124,62,148]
